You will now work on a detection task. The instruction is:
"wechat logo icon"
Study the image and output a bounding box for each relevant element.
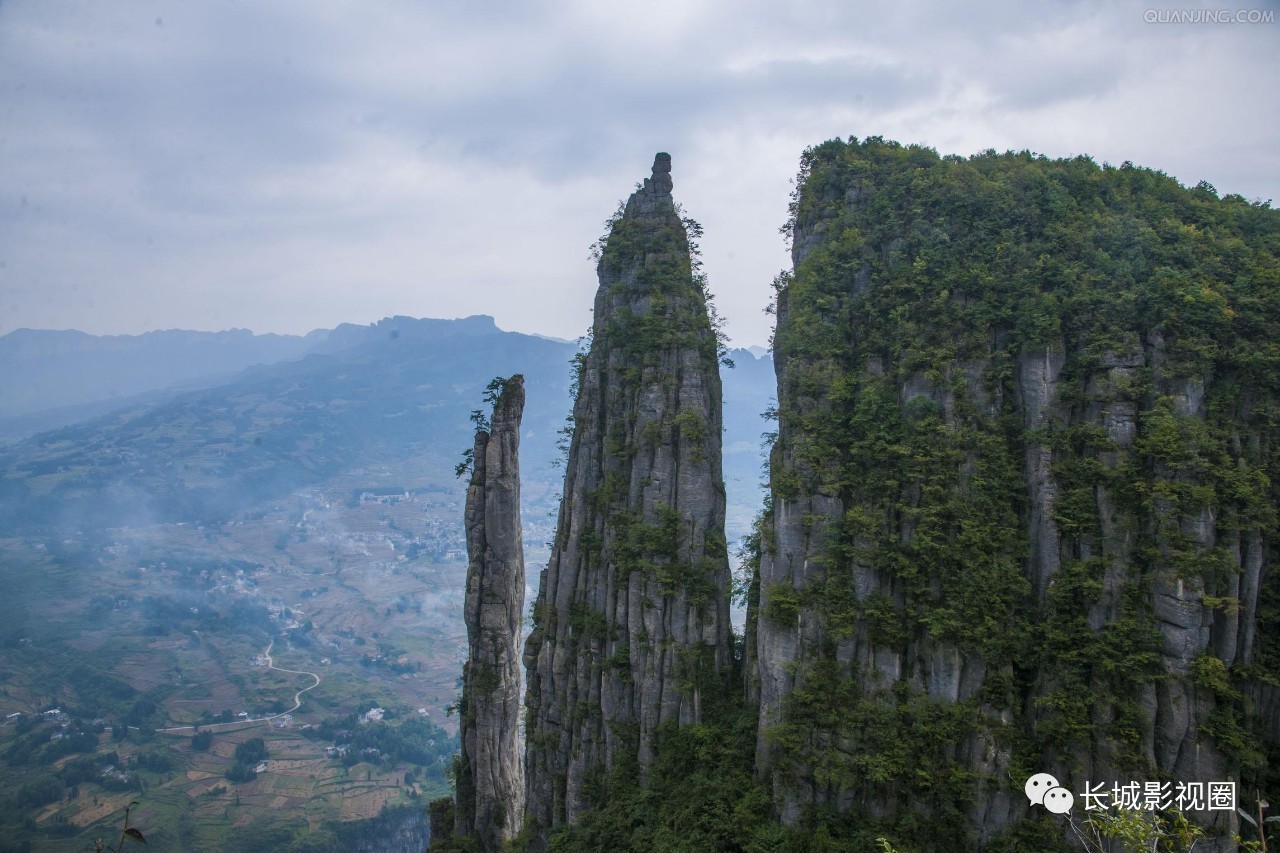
[1025,772,1074,814]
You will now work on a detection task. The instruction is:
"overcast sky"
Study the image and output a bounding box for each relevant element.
[1,0,1276,347]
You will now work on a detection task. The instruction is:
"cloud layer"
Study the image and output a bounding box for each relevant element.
[1,0,1277,346]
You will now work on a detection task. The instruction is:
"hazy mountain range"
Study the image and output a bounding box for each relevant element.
[0,315,773,541]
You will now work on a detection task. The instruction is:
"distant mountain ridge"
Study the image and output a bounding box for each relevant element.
[307,315,505,354]
[0,315,772,544]
[0,326,322,421]
[0,316,515,442]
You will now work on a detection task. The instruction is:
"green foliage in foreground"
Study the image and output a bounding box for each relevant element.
[90,800,147,853]
[541,686,923,853]
[545,710,775,852]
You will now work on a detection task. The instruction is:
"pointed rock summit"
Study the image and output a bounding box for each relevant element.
[455,375,526,850]
[634,152,674,207]
[522,154,733,841]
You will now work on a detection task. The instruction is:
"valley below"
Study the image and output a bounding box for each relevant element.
[0,454,560,851]
[0,318,769,851]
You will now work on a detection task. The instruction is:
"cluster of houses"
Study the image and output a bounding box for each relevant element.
[101,765,131,784]
[322,743,390,763]
[320,707,389,761]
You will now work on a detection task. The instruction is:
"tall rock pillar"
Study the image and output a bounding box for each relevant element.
[522,154,733,840]
[456,375,526,849]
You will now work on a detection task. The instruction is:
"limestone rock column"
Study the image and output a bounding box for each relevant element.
[456,375,526,849]
[522,154,733,843]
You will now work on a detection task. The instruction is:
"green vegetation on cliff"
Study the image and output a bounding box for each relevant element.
[433,141,1280,852]
[758,136,1280,848]
[519,154,735,844]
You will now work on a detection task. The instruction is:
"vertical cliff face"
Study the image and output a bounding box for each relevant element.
[523,154,733,839]
[457,376,526,849]
[756,138,1279,846]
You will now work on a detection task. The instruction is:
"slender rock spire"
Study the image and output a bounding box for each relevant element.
[522,154,732,843]
[456,375,526,850]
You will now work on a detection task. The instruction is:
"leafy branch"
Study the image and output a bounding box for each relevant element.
[93,801,146,852]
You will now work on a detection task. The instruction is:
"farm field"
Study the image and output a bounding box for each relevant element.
[0,459,545,851]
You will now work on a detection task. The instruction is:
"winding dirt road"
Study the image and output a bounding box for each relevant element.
[260,638,321,716]
[158,638,320,735]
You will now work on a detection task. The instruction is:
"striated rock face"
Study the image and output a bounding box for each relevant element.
[755,139,1277,847]
[456,376,526,850]
[522,153,733,842]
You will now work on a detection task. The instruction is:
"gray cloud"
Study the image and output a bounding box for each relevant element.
[0,0,1276,348]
